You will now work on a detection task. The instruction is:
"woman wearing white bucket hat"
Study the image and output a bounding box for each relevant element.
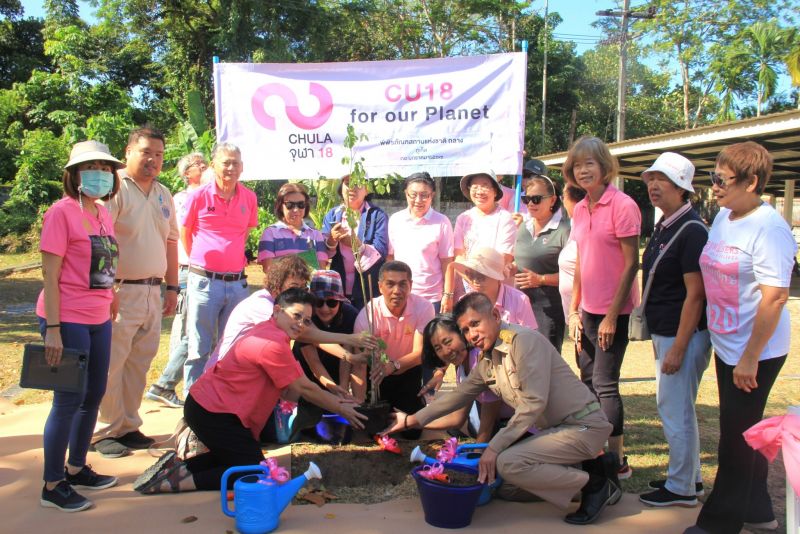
[36,140,123,512]
[637,152,712,508]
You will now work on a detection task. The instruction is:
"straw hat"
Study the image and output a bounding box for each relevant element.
[64,140,123,170]
[453,247,505,282]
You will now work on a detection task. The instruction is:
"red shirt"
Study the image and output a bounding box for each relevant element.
[189,319,303,439]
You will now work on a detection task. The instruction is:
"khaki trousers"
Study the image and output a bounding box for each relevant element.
[93,284,162,441]
[495,410,612,509]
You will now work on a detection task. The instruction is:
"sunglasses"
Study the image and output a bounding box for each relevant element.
[284,201,307,210]
[521,194,553,205]
[314,298,341,308]
[708,172,735,189]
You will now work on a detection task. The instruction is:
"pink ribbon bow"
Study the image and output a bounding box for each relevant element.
[743,414,800,496]
[436,437,458,463]
[419,462,450,483]
[259,458,290,484]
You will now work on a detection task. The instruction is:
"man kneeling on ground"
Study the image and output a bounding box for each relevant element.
[385,293,620,525]
[133,288,367,493]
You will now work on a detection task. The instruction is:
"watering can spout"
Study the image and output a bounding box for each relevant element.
[274,462,322,515]
[410,445,435,466]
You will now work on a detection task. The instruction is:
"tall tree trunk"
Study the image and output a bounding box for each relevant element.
[680,58,690,130]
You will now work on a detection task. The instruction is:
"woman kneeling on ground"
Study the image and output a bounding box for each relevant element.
[133,289,367,494]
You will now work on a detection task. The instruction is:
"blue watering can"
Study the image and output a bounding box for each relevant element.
[410,443,501,505]
[220,462,321,534]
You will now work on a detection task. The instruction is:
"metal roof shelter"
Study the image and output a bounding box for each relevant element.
[538,109,800,197]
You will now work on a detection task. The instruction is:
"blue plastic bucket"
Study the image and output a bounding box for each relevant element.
[411,464,485,529]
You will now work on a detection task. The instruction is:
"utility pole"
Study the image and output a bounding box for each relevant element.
[541,0,549,153]
[597,2,655,188]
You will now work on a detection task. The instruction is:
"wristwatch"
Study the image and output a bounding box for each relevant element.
[390,360,401,374]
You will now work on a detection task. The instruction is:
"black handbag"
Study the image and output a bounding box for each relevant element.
[20,344,88,393]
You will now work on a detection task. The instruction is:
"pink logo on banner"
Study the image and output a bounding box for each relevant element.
[251,82,333,130]
[700,249,740,334]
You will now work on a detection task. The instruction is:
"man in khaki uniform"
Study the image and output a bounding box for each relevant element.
[391,293,620,525]
[91,127,180,457]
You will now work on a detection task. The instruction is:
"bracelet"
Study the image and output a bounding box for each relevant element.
[569,311,580,319]
[46,324,61,329]
[165,285,180,292]
[539,274,546,285]
[325,238,337,248]
[442,292,453,298]
[403,414,408,430]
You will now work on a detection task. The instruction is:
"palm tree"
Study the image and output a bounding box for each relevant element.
[744,22,788,116]
[785,29,800,108]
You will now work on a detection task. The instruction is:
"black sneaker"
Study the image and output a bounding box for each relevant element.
[639,487,698,507]
[145,385,184,408]
[117,430,155,449]
[65,465,118,490]
[41,480,92,512]
[648,479,704,497]
[90,438,131,458]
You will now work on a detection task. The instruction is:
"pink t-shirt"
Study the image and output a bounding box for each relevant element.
[190,319,303,439]
[354,293,435,361]
[181,180,258,272]
[173,189,191,265]
[571,184,641,314]
[498,184,517,212]
[206,289,275,369]
[36,197,116,325]
[454,206,517,256]
[461,284,538,330]
[388,208,454,302]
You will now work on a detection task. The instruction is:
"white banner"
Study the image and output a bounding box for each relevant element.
[214,53,527,180]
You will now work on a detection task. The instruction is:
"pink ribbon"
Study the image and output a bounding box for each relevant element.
[419,462,449,483]
[277,400,297,415]
[436,437,458,463]
[743,414,800,496]
[259,458,290,484]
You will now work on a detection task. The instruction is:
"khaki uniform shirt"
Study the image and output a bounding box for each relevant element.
[106,172,179,280]
[415,323,598,453]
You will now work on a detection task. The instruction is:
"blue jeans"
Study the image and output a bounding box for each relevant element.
[39,319,112,482]
[652,330,711,496]
[184,272,249,390]
[154,267,189,391]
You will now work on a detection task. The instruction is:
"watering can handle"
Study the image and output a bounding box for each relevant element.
[220,465,266,518]
[456,443,489,454]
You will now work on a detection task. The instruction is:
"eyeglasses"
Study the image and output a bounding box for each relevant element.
[284,201,307,210]
[708,172,736,189]
[286,311,313,327]
[314,298,341,309]
[469,183,493,192]
[521,194,553,205]
[406,191,432,201]
[188,162,207,170]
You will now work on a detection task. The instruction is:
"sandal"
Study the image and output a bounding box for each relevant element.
[133,451,180,494]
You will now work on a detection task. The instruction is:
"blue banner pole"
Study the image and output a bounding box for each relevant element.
[514,40,529,214]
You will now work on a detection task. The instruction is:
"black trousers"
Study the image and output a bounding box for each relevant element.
[183,394,265,490]
[695,355,785,534]
[379,365,425,439]
[577,312,629,437]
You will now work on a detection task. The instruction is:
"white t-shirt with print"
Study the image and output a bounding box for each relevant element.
[699,204,796,365]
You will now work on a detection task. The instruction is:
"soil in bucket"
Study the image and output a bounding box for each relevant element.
[412,464,485,529]
[355,401,392,435]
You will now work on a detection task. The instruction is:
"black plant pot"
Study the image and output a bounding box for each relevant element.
[355,401,392,435]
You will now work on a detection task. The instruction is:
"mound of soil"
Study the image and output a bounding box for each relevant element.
[291,436,473,504]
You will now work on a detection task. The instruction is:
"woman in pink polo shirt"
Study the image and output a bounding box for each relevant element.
[36,141,123,512]
[564,136,640,480]
[443,170,516,313]
[257,183,330,272]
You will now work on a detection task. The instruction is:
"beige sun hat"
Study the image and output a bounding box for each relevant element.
[459,169,503,201]
[453,247,505,282]
[642,152,695,193]
[65,140,124,170]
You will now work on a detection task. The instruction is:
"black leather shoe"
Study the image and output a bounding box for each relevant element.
[599,451,621,497]
[563,478,621,525]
